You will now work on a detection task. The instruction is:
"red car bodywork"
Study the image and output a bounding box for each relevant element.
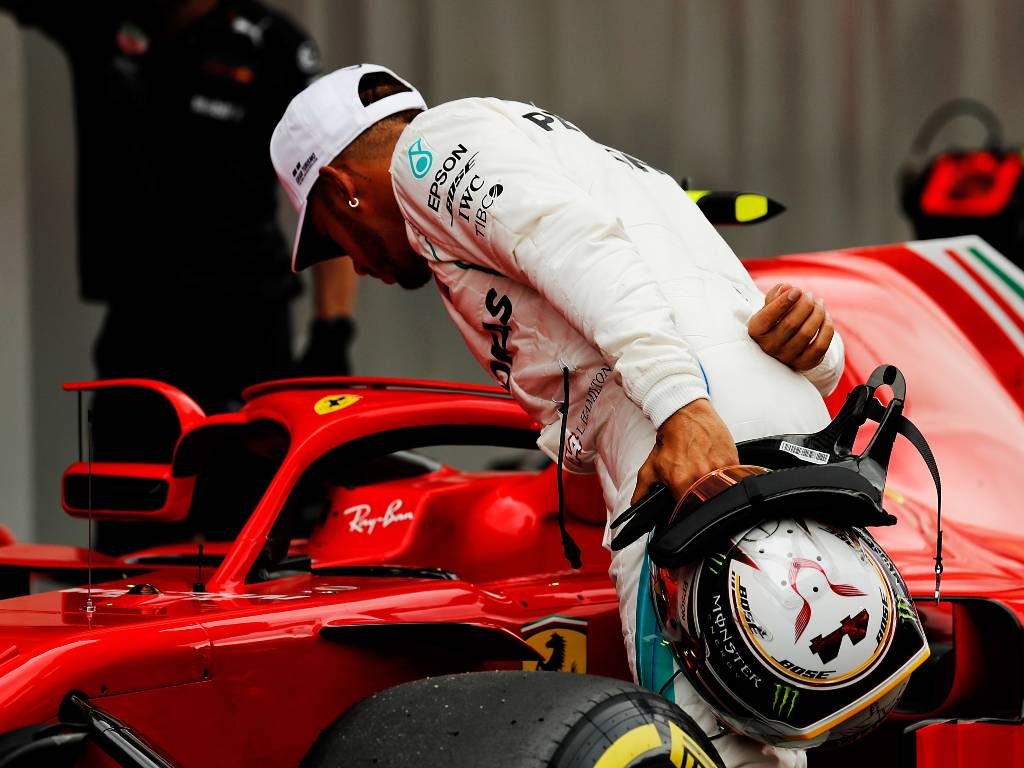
[1,236,1022,766]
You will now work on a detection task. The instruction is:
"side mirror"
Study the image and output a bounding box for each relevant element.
[684,189,786,225]
[61,379,205,522]
[62,462,197,522]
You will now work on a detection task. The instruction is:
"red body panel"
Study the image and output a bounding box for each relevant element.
[63,378,206,424]
[915,721,1024,765]
[746,241,1024,597]
[1,237,1022,767]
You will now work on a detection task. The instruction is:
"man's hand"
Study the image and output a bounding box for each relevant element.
[631,399,739,504]
[748,283,834,371]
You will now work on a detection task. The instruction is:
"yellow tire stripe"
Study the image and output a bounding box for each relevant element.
[669,720,683,766]
[687,190,711,203]
[593,724,662,768]
[593,721,718,768]
[669,722,719,768]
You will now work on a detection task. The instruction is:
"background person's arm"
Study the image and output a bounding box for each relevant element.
[297,259,357,376]
[261,13,355,376]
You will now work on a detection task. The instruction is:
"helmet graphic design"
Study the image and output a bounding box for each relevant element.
[788,557,866,643]
[650,466,929,748]
[613,366,943,749]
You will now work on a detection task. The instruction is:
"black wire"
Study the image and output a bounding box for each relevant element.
[77,391,82,462]
[893,414,943,603]
[658,667,683,697]
[557,366,582,569]
[708,724,730,742]
[87,408,94,609]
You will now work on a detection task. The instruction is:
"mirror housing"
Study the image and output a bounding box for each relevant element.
[61,379,205,522]
[62,462,196,522]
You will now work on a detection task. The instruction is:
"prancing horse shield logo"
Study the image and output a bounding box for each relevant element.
[313,394,360,416]
[521,616,587,674]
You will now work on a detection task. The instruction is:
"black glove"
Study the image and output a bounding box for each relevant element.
[296,316,355,377]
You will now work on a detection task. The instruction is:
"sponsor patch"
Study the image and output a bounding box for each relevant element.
[484,288,514,388]
[521,109,581,133]
[427,143,469,212]
[408,138,432,179]
[314,394,360,415]
[779,441,830,465]
[190,94,245,122]
[604,146,666,175]
[292,151,319,187]
[445,152,479,224]
[565,366,613,466]
[341,499,413,535]
[473,182,504,238]
[231,15,265,45]
[522,615,587,674]
[115,22,149,56]
[772,683,799,718]
[296,40,322,74]
[710,590,764,688]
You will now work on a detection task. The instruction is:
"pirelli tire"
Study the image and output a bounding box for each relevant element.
[301,670,725,768]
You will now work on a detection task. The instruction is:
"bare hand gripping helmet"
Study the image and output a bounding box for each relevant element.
[612,365,940,748]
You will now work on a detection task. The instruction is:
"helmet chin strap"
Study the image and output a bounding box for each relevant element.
[850,366,943,602]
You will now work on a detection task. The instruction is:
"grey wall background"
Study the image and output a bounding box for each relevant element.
[3,0,1024,544]
[0,18,31,542]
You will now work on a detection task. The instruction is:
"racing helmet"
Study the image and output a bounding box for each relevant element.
[610,364,941,748]
[649,465,929,748]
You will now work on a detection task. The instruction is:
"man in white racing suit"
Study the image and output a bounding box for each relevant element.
[271,64,844,768]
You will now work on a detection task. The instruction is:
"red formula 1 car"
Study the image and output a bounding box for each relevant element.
[0,235,1023,767]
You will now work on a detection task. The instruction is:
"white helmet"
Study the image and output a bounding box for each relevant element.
[613,365,941,747]
[650,466,930,748]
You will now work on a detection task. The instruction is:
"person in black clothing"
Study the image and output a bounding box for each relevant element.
[3,0,357,552]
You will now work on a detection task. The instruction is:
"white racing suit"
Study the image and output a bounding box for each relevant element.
[390,98,844,767]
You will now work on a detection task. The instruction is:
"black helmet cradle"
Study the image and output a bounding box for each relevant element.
[610,365,944,600]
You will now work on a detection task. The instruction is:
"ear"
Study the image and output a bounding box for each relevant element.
[318,164,359,207]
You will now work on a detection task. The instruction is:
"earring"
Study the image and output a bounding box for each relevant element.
[348,197,359,208]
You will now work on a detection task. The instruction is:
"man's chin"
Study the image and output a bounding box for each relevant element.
[397,272,433,290]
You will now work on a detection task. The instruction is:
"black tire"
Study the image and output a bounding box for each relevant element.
[302,671,724,768]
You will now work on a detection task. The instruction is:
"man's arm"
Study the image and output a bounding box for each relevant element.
[635,283,845,503]
[748,282,845,396]
[261,11,353,376]
[296,259,357,376]
[312,258,357,320]
[631,399,738,503]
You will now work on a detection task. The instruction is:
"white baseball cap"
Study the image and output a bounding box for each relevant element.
[270,63,427,272]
